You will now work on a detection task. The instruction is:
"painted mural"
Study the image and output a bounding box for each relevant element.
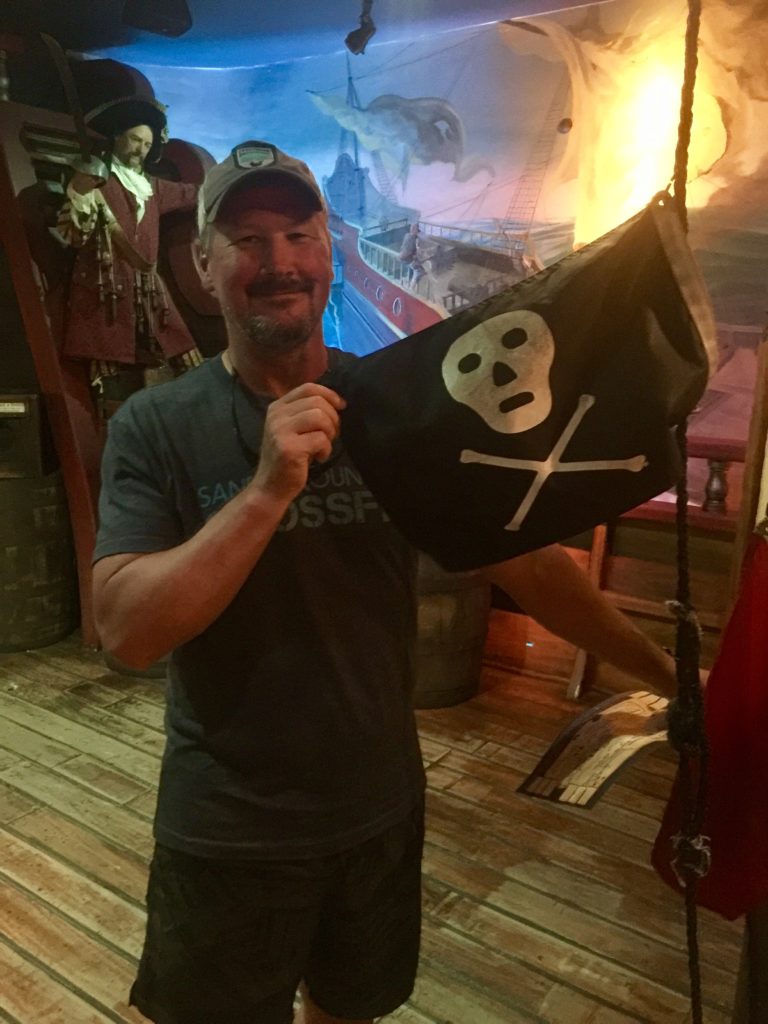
[107,0,766,448]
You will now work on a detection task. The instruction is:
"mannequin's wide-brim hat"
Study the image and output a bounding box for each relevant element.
[85,97,168,162]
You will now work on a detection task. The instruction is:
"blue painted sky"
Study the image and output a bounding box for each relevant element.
[105,25,563,227]
[90,1,607,68]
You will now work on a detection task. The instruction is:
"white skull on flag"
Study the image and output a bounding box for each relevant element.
[441,308,648,532]
[441,309,555,434]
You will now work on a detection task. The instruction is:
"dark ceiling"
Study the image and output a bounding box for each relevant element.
[3,0,609,67]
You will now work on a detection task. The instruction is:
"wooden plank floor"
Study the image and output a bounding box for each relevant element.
[0,626,741,1024]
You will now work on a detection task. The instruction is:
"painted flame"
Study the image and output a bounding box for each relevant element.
[574,39,726,245]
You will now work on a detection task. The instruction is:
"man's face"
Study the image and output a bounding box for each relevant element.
[113,124,154,169]
[202,181,333,356]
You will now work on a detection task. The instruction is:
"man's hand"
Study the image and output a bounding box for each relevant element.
[250,383,347,505]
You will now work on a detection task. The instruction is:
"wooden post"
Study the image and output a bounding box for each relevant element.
[726,329,768,1023]
[0,103,102,646]
[728,331,768,604]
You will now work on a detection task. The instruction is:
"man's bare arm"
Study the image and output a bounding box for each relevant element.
[482,545,678,696]
[94,382,345,669]
[94,484,289,669]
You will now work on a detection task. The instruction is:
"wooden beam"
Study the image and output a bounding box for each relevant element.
[0,102,102,645]
[729,332,768,602]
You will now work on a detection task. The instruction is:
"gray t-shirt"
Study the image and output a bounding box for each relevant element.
[95,351,425,858]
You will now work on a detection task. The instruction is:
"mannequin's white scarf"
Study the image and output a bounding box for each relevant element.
[111,157,154,224]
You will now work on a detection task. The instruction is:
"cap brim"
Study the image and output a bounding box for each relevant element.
[205,168,323,224]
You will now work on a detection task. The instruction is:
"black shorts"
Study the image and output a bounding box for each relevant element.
[130,801,424,1024]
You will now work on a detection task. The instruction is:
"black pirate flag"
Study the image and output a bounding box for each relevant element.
[327,194,715,572]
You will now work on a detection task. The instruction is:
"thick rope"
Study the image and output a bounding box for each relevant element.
[665,2,709,1022]
[671,1,700,233]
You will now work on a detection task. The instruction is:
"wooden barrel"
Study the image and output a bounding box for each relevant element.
[413,553,491,709]
[0,471,78,652]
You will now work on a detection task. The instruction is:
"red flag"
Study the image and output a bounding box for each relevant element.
[652,533,768,920]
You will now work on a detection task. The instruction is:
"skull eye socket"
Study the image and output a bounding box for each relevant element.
[502,327,528,349]
[458,353,482,374]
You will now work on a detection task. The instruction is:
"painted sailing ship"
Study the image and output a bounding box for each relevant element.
[317,64,570,348]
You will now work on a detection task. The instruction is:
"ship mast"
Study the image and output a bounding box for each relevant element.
[340,54,368,224]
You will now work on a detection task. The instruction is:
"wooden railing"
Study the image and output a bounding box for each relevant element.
[690,437,746,515]
[565,435,747,699]
[442,274,516,313]
[420,219,525,257]
[625,436,746,533]
[358,236,411,288]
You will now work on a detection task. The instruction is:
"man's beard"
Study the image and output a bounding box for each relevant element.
[236,275,322,355]
[240,312,317,355]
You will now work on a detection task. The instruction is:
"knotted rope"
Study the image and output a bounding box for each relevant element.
[665,3,710,1021]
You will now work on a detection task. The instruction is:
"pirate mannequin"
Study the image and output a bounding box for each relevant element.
[57,97,203,417]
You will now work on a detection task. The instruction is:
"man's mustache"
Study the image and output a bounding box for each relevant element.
[246,276,312,297]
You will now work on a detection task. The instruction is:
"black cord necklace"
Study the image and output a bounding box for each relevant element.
[227,357,344,477]
[229,365,261,467]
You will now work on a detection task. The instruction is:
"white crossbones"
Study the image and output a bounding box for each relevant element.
[460,394,648,531]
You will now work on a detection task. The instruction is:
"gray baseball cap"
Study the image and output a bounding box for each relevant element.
[198,140,324,231]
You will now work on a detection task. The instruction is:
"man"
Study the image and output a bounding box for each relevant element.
[58,97,203,416]
[398,221,426,287]
[93,140,677,1024]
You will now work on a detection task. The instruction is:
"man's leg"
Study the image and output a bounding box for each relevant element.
[130,845,326,1024]
[301,800,424,1023]
[295,982,373,1024]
